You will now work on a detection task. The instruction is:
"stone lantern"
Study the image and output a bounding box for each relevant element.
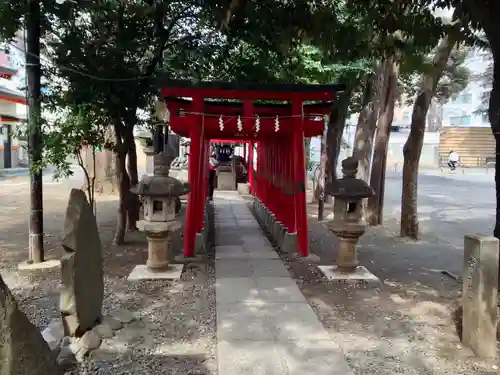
[128,151,188,280]
[318,157,379,282]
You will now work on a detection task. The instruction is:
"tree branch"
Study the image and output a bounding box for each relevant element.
[144,5,195,76]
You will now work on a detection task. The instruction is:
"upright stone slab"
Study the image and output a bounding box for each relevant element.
[0,275,59,374]
[60,189,104,336]
[462,235,499,358]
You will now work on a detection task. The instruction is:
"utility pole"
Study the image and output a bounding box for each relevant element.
[26,0,44,263]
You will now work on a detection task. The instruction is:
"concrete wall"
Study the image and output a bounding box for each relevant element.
[313,127,440,172]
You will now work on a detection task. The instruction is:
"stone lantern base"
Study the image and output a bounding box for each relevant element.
[317,265,380,284]
[128,264,184,281]
[127,220,184,281]
[318,220,380,285]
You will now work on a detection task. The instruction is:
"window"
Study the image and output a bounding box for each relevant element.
[462,93,472,104]
[449,115,472,126]
[482,112,489,124]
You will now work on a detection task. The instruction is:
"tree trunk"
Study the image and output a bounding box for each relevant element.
[26,0,44,263]
[87,127,117,194]
[317,130,326,219]
[401,35,456,238]
[489,50,500,290]
[436,101,444,131]
[113,123,130,245]
[353,62,386,182]
[366,56,399,226]
[321,90,352,217]
[427,98,438,132]
[124,126,139,231]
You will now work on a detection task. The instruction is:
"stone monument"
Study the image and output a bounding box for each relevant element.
[128,151,187,280]
[462,235,498,358]
[0,275,59,374]
[318,157,379,283]
[60,189,104,337]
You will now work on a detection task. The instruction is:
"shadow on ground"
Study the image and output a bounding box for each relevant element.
[0,179,217,375]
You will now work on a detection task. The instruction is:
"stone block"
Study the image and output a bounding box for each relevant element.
[217,303,274,341]
[276,340,354,375]
[282,232,297,254]
[217,171,236,190]
[218,340,288,375]
[318,265,380,285]
[17,259,60,275]
[60,189,104,336]
[0,275,59,374]
[195,232,206,254]
[102,316,122,331]
[462,235,499,358]
[41,318,65,351]
[237,183,250,195]
[57,346,77,370]
[273,221,284,245]
[92,323,114,339]
[127,264,184,281]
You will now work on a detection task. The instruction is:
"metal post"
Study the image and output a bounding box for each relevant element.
[292,100,309,257]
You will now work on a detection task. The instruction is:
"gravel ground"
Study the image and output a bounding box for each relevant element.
[244,192,500,375]
[278,193,499,375]
[0,177,216,375]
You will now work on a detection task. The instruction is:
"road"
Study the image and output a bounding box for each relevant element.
[382,168,496,248]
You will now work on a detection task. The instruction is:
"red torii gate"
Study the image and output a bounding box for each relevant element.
[160,80,343,258]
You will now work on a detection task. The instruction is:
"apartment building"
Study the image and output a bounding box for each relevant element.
[393,49,492,129]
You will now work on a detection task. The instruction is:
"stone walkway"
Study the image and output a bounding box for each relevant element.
[214,191,353,375]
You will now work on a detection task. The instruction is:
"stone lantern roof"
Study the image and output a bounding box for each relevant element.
[130,152,189,197]
[326,156,374,199]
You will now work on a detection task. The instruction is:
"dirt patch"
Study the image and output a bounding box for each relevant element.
[0,179,216,375]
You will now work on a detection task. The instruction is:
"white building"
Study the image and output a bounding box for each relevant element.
[441,49,491,128]
[0,34,28,169]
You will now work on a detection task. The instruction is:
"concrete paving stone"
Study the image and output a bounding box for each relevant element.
[216,259,253,278]
[215,211,234,216]
[215,218,237,223]
[242,235,271,245]
[217,303,274,341]
[215,236,244,246]
[215,277,259,304]
[237,228,265,237]
[237,222,260,229]
[244,250,280,259]
[233,211,252,217]
[266,303,332,341]
[250,259,290,278]
[235,213,254,218]
[243,242,276,254]
[218,340,287,375]
[215,245,247,259]
[255,278,307,303]
[217,222,239,229]
[276,340,353,375]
